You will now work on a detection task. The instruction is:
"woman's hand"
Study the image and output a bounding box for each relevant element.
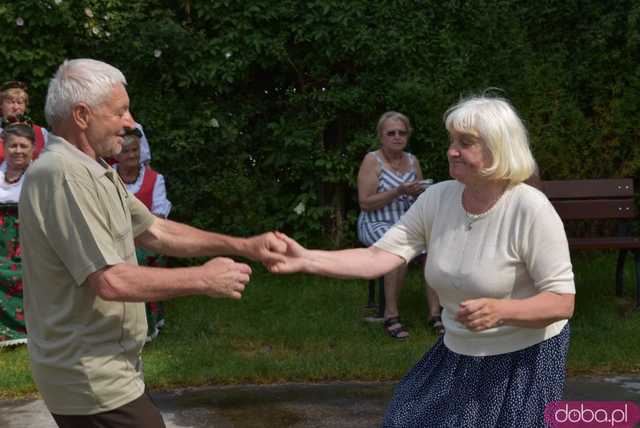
[455,298,505,331]
[397,181,425,198]
[457,292,574,329]
[266,232,309,273]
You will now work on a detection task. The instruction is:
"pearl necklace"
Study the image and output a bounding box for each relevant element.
[464,210,489,231]
[463,187,507,231]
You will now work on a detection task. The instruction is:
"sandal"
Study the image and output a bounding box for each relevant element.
[383,317,409,341]
[428,316,445,336]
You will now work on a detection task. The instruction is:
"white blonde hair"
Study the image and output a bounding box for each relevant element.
[45,59,127,127]
[444,95,535,185]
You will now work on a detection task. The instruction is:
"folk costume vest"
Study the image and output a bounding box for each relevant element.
[134,166,159,210]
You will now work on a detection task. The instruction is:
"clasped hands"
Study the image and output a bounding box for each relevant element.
[252,231,306,274]
[203,231,303,300]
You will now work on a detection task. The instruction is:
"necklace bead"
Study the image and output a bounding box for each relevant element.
[464,210,489,230]
[462,185,508,231]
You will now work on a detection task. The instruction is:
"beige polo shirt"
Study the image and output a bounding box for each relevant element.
[19,134,156,415]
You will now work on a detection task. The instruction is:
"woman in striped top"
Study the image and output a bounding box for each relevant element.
[356,111,442,340]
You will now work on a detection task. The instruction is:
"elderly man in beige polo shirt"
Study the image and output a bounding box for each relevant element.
[18,59,286,428]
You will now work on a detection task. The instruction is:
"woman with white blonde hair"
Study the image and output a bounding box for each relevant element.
[269,94,575,427]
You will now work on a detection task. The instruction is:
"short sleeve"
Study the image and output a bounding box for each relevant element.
[521,200,576,294]
[44,177,128,286]
[128,192,156,237]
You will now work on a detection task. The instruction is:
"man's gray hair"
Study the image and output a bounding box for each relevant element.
[45,59,127,127]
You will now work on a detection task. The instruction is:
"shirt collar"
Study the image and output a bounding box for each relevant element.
[46,133,114,179]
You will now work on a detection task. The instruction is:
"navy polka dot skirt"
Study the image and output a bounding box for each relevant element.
[383,324,570,427]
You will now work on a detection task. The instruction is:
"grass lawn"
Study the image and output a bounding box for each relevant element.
[1,251,639,398]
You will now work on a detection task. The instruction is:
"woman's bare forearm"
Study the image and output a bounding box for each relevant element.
[501,292,575,328]
[302,247,404,279]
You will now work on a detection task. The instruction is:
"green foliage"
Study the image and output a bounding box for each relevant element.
[1,0,638,245]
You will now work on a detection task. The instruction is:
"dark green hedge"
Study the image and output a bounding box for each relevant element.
[2,0,639,247]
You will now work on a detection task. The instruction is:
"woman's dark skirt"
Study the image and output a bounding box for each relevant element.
[383,324,570,428]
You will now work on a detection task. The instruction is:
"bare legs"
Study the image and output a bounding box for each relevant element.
[382,264,409,340]
[383,263,408,320]
[423,257,444,335]
[426,285,441,318]
[381,258,444,339]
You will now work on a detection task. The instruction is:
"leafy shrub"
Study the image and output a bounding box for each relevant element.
[1,0,638,248]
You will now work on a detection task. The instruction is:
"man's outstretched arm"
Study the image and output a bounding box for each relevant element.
[135,218,286,264]
[87,257,251,302]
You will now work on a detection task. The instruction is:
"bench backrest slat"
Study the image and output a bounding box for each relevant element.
[541,178,637,221]
[543,179,633,199]
[551,199,637,220]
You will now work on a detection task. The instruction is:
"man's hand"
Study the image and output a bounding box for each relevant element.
[245,232,288,264]
[455,298,505,331]
[266,232,307,274]
[201,257,252,299]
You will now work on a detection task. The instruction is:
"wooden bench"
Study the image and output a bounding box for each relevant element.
[542,178,640,310]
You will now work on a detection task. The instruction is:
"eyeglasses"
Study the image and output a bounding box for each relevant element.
[385,130,408,137]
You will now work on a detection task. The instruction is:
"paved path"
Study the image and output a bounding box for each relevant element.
[1,376,639,427]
